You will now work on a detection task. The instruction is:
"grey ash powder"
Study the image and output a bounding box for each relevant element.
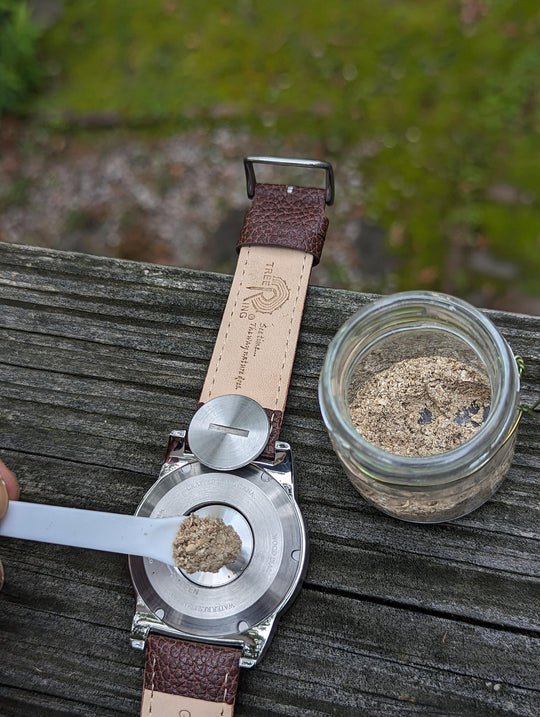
[349,355,491,456]
[172,514,242,573]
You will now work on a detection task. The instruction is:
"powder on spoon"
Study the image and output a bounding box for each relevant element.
[172,514,242,573]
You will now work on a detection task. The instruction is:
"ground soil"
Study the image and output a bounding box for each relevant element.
[1,118,538,314]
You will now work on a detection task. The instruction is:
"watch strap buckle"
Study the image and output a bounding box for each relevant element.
[244,155,335,206]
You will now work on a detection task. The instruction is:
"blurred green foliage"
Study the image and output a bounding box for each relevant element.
[32,1,540,296]
[0,0,43,115]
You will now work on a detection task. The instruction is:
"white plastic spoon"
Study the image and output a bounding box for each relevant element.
[0,500,187,567]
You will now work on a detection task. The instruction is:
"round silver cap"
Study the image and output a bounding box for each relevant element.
[188,394,270,470]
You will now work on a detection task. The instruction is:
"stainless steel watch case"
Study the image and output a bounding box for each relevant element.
[129,432,308,668]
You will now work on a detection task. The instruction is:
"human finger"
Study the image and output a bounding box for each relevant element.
[0,479,7,589]
[0,478,8,520]
[0,459,19,501]
[0,461,18,591]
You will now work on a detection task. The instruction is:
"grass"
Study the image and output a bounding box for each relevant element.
[0,175,33,209]
[27,0,540,297]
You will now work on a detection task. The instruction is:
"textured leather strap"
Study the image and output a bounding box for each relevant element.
[237,183,329,265]
[141,635,242,717]
[198,182,329,456]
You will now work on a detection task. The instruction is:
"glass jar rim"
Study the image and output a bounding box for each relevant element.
[319,291,520,485]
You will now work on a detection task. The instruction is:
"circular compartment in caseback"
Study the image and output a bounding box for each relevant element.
[128,459,307,638]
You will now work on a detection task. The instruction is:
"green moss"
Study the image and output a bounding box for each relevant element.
[0,0,43,115]
[0,176,33,209]
[30,0,540,298]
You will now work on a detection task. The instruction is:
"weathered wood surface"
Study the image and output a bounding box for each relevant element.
[0,242,538,716]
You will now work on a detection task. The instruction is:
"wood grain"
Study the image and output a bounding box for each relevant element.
[0,243,538,715]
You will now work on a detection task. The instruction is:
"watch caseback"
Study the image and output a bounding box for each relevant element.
[128,444,307,652]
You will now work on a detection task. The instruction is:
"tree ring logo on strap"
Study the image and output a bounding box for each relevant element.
[242,262,290,315]
[246,276,290,314]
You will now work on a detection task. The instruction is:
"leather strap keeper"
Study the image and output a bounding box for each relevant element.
[141,635,242,716]
[237,183,329,265]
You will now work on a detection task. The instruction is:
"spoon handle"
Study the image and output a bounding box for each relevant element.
[0,501,181,565]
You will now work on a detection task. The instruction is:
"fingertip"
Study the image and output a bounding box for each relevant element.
[0,478,8,519]
[0,459,19,500]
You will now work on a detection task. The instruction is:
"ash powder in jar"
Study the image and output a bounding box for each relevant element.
[349,356,491,456]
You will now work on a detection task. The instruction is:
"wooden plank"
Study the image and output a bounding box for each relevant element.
[1,243,539,715]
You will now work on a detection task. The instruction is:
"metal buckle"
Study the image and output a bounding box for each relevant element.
[244,156,335,206]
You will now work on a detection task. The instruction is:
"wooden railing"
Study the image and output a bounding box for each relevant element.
[0,243,538,715]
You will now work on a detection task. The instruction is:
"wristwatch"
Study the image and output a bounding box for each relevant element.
[129,156,334,716]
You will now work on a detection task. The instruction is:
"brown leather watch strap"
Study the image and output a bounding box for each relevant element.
[198,179,330,457]
[141,635,242,717]
[140,161,331,717]
[237,183,329,265]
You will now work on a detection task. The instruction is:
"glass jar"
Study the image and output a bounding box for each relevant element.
[318,291,521,522]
